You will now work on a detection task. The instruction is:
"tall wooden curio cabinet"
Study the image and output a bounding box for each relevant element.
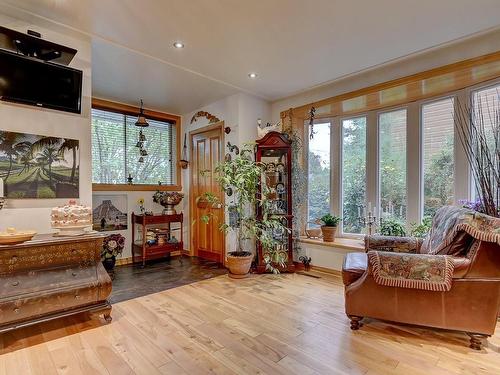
[255,131,295,273]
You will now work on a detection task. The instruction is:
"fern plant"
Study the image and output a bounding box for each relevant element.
[318,213,341,227]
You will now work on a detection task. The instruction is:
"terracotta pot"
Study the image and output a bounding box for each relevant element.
[226,252,253,279]
[321,226,337,242]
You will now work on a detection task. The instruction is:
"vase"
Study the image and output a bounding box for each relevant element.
[102,256,116,271]
[321,226,337,242]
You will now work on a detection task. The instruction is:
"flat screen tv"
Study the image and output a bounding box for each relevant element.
[0,49,82,114]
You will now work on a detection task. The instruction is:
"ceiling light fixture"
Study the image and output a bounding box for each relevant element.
[248,72,258,79]
[173,41,185,48]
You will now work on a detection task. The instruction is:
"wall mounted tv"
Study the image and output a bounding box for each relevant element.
[0,49,82,114]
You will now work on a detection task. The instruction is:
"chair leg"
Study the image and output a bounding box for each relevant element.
[348,315,363,330]
[467,333,488,350]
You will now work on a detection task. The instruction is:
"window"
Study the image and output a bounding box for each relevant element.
[471,83,500,200]
[379,109,407,222]
[342,117,366,234]
[307,122,331,222]
[303,76,497,238]
[91,108,177,186]
[422,97,455,217]
[472,83,499,150]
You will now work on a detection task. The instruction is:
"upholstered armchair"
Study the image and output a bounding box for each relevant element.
[342,206,500,350]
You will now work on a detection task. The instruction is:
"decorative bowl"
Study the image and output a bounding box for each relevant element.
[153,191,184,215]
[305,228,322,239]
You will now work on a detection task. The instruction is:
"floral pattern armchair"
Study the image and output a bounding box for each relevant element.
[343,205,500,349]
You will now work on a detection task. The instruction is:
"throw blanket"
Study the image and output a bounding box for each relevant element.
[368,251,454,292]
[365,235,422,253]
[422,206,500,255]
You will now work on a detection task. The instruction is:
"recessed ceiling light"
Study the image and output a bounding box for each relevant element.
[248,72,258,79]
[173,41,185,48]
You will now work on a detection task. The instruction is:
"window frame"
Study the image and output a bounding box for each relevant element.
[304,119,333,225]
[419,94,457,220]
[465,78,500,202]
[91,98,182,192]
[376,106,408,224]
[339,113,369,237]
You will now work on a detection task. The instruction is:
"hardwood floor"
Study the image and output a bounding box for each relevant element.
[1,271,499,374]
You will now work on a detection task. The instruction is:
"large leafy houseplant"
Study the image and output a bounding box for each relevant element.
[200,143,289,276]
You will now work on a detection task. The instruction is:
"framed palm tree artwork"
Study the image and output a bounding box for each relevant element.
[0,130,79,198]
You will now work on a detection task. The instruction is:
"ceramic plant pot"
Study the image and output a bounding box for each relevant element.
[321,226,337,242]
[226,252,254,279]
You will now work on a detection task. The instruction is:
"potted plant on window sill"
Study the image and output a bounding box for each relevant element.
[199,143,288,278]
[317,214,341,242]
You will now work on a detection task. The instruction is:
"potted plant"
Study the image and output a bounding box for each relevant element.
[200,143,287,278]
[379,217,406,237]
[101,234,125,274]
[317,213,341,242]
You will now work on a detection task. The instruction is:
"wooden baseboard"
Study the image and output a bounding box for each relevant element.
[293,261,342,276]
[115,256,133,266]
[310,265,342,276]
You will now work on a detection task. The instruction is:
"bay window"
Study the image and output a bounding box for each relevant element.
[305,78,498,237]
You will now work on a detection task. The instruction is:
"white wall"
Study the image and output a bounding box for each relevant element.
[0,15,92,234]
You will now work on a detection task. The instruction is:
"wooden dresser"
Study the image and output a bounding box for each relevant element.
[0,233,112,333]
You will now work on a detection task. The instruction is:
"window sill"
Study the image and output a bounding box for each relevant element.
[92,183,182,192]
[298,237,364,251]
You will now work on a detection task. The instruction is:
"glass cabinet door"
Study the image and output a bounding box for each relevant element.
[261,148,288,215]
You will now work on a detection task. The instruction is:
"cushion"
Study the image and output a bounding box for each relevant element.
[342,252,367,286]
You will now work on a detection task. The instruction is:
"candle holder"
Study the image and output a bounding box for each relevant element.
[358,212,379,235]
[0,197,5,210]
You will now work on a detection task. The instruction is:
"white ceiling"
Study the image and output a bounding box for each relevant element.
[1,0,500,114]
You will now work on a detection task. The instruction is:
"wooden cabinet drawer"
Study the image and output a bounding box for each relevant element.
[0,266,98,300]
[0,284,99,325]
[0,239,102,275]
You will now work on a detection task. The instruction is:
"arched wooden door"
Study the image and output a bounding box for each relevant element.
[190,122,225,263]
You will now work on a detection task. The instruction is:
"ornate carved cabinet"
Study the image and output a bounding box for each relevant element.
[255,131,295,273]
[0,234,112,333]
